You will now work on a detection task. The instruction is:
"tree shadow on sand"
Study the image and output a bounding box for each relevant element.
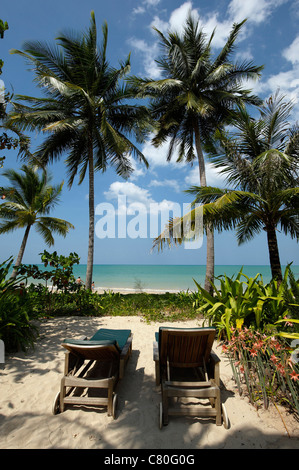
[1,318,299,450]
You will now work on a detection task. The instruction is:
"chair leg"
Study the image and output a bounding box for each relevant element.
[215,387,222,426]
[60,377,66,413]
[161,387,169,425]
[107,378,114,416]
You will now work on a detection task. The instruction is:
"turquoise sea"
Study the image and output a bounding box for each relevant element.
[27,264,299,292]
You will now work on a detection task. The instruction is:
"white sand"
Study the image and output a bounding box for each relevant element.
[0,315,298,450]
[94,287,182,294]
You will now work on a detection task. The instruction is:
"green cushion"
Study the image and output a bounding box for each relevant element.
[90,328,131,350]
[62,338,118,348]
[63,328,131,352]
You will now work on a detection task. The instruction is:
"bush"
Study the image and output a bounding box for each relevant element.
[194,266,299,340]
[0,258,38,352]
[222,327,299,415]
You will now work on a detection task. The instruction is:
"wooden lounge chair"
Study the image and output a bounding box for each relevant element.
[52,328,132,418]
[153,327,229,429]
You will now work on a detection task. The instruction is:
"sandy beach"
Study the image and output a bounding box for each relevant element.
[0,314,298,450]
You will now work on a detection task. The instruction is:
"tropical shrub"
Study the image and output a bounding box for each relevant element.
[194,266,299,339]
[0,258,38,351]
[17,250,80,292]
[222,326,299,416]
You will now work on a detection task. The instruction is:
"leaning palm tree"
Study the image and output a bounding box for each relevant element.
[7,12,149,289]
[131,14,263,291]
[0,164,74,278]
[160,93,299,282]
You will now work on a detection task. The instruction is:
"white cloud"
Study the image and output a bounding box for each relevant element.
[283,35,299,65]
[144,0,161,6]
[132,0,161,16]
[103,181,183,225]
[149,178,181,193]
[198,0,289,49]
[130,0,290,79]
[228,0,286,25]
[140,135,183,168]
[150,15,169,35]
[105,181,152,205]
[128,158,146,181]
[168,2,198,35]
[235,48,254,62]
[132,6,146,15]
[185,163,227,188]
[250,34,299,120]
[127,37,161,78]
[266,69,299,97]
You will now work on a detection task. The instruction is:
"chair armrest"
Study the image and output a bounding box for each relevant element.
[210,350,221,363]
[209,350,220,386]
[119,334,133,379]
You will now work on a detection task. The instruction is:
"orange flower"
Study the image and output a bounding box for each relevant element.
[276,363,286,376]
[270,354,279,364]
[253,339,264,350]
[290,370,299,381]
[250,348,258,357]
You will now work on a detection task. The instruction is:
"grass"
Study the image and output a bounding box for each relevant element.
[98,290,200,322]
[23,285,201,323]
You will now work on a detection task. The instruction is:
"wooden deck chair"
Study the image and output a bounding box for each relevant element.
[52,328,132,418]
[153,327,228,429]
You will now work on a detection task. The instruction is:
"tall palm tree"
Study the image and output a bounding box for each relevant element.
[130,14,263,292]
[186,93,299,282]
[0,164,74,278]
[7,12,149,289]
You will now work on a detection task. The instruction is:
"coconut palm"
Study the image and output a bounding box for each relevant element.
[7,12,149,289]
[131,14,263,291]
[0,164,74,278]
[184,93,299,282]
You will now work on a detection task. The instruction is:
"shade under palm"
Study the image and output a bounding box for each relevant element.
[0,164,74,278]
[7,12,149,289]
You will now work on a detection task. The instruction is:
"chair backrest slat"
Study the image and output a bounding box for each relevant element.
[62,343,120,362]
[159,327,216,368]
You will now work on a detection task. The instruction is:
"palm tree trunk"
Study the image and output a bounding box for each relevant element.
[11,225,31,279]
[266,223,282,283]
[194,124,215,293]
[86,134,95,290]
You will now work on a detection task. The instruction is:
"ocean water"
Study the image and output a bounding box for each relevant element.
[27,264,299,292]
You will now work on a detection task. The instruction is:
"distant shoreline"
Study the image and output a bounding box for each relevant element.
[13,264,299,292]
[93,286,182,294]
[41,285,184,295]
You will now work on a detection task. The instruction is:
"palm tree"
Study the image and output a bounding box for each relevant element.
[131,14,263,292]
[7,12,149,289]
[0,164,74,278]
[186,93,299,282]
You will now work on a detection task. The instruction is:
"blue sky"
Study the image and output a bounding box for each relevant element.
[0,0,299,267]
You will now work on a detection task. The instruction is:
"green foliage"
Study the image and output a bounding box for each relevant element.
[222,327,299,415]
[0,258,38,351]
[194,266,299,340]
[282,268,299,320]
[98,290,198,322]
[21,288,197,321]
[0,20,9,39]
[17,250,80,292]
[25,284,103,317]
